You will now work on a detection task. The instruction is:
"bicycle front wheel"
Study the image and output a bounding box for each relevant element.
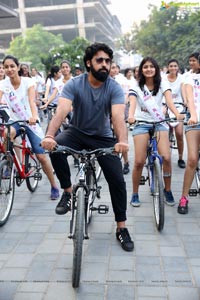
[72,188,85,288]
[0,159,15,226]
[95,158,102,182]
[150,159,164,232]
[25,153,41,192]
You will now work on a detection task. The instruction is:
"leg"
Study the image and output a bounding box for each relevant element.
[98,153,134,252]
[157,131,175,205]
[178,130,200,214]
[36,153,60,200]
[36,153,57,187]
[49,127,83,214]
[175,122,185,168]
[182,130,199,196]
[130,133,149,206]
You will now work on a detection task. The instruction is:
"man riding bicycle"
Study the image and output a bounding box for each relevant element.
[41,42,134,252]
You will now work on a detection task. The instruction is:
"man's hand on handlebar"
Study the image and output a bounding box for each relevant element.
[114,142,129,154]
[41,136,57,151]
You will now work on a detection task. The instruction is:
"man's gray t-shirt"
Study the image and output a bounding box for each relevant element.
[61,73,125,137]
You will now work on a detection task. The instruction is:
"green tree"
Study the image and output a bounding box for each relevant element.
[116,5,200,69]
[7,24,66,71]
[41,37,90,73]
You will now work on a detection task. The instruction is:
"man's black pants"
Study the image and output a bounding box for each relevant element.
[50,127,127,222]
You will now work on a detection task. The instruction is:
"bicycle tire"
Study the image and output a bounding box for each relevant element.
[150,159,164,231]
[72,188,85,288]
[86,169,95,224]
[95,158,102,182]
[0,159,15,226]
[25,153,40,192]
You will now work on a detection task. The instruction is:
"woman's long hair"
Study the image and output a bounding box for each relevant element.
[138,57,161,95]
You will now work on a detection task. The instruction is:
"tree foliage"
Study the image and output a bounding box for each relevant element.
[41,37,90,73]
[7,24,65,71]
[116,5,200,69]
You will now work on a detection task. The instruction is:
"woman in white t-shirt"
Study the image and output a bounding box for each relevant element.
[163,59,186,168]
[41,60,72,109]
[0,55,59,200]
[128,57,184,207]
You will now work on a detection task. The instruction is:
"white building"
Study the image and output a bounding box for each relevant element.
[0,0,122,55]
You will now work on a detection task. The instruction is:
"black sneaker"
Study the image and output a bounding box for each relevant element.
[116,228,134,252]
[178,159,186,168]
[55,192,71,215]
[123,163,130,175]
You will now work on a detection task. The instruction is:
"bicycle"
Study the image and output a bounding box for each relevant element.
[139,119,173,231]
[0,120,42,226]
[52,145,114,288]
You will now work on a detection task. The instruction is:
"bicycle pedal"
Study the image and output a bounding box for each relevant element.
[140,175,146,185]
[189,189,198,196]
[34,172,42,180]
[97,205,109,214]
[16,175,22,186]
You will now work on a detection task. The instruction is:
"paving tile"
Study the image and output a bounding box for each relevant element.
[168,287,199,300]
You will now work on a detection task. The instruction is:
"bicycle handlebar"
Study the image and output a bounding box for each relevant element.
[0,120,39,127]
[135,118,200,127]
[52,145,115,157]
[135,117,177,125]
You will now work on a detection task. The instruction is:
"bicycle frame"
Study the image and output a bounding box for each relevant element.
[70,153,102,239]
[0,120,42,186]
[12,128,39,179]
[147,127,163,166]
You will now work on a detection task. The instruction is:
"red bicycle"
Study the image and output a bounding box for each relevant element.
[0,120,42,226]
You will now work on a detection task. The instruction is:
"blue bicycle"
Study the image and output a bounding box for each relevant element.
[139,119,172,231]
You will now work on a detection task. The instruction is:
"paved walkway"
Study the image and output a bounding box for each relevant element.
[0,126,200,300]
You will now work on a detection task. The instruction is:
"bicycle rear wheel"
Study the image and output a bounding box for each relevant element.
[150,159,164,231]
[0,159,15,226]
[72,188,85,288]
[25,153,41,192]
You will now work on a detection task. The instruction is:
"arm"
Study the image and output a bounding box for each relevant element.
[28,85,39,124]
[41,87,58,109]
[181,83,188,106]
[111,103,129,153]
[128,94,137,124]
[164,90,184,120]
[41,96,72,150]
[43,83,50,103]
[185,84,198,124]
[0,90,3,104]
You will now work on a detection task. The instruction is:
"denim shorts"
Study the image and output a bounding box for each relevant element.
[11,122,44,154]
[132,123,168,136]
[185,123,200,133]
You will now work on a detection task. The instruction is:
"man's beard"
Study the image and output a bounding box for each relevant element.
[90,64,109,82]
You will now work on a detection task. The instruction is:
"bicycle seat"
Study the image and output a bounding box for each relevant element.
[48,103,57,108]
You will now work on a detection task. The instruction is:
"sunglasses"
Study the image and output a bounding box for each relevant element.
[95,57,111,64]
